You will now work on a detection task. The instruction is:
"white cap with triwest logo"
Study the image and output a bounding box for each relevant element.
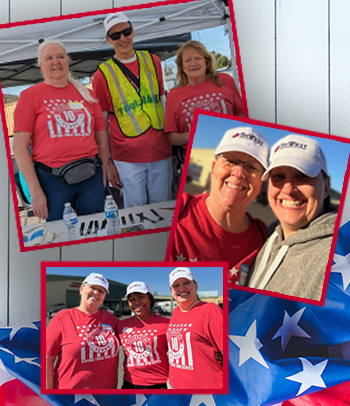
[215,127,270,170]
[125,281,150,297]
[82,273,109,293]
[262,134,327,181]
[104,11,130,34]
[169,267,194,287]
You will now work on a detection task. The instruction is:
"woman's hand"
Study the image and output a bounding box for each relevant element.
[30,186,48,220]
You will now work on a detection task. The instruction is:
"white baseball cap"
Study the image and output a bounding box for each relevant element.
[169,267,194,287]
[215,127,270,170]
[262,134,327,181]
[104,11,130,34]
[125,281,150,297]
[82,273,109,293]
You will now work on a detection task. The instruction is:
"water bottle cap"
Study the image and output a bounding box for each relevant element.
[64,202,71,207]
[106,195,112,199]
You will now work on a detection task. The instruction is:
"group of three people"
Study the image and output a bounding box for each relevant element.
[46,268,223,390]
[170,127,336,301]
[13,10,243,222]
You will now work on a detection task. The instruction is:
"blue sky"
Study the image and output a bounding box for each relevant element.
[46,265,224,296]
[191,113,350,194]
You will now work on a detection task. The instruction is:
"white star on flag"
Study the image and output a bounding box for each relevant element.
[0,359,16,386]
[75,395,101,405]
[132,395,147,406]
[189,394,216,406]
[332,253,350,291]
[286,358,327,396]
[230,320,269,368]
[273,308,311,351]
[14,356,40,368]
[9,323,39,341]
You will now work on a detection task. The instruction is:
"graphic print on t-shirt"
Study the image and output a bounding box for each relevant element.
[120,327,162,367]
[180,92,227,131]
[167,323,194,370]
[44,99,92,138]
[77,322,118,363]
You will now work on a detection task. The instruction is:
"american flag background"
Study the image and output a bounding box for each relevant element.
[1,220,350,405]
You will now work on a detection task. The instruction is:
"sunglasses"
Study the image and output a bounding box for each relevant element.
[108,26,133,41]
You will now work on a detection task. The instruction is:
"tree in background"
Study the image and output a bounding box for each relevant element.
[210,51,232,69]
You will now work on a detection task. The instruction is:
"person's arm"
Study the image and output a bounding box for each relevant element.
[13,132,48,220]
[94,129,122,190]
[46,355,56,389]
[168,131,190,146]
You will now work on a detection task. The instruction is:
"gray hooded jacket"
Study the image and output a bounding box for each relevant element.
[247,212,337,300]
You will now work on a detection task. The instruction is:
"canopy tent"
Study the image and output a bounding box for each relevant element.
[0,0,232,88]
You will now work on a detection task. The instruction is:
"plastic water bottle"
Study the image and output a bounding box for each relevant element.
[63,202,78,240]
[104,195,121,235]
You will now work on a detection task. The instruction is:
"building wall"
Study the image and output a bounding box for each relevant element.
[1,0,350,325]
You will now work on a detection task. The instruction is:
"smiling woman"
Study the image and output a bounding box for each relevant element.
[13,39,120,222]
[246,134,337,300]
[169,127,270,286]
[167,267,223,389]
[116,281,169,389]
[45,273,120,389]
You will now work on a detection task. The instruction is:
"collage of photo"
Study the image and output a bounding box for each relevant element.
[1,0,350,405]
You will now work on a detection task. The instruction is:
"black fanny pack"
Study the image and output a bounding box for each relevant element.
[35,156,98,185]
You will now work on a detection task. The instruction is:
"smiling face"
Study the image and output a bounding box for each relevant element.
[209,151,264,213]
[80,284,106,313]
[171,278,198,310]
[268,166,330,238]
[127,292,151,320]
[39,43,69,86]
[106,22,135,60]
[181,47,207,86]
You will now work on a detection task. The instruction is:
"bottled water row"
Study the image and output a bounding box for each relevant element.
[63,195,121,240]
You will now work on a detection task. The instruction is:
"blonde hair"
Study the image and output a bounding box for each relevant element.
[175,40,222,88]
[37,39,98,104]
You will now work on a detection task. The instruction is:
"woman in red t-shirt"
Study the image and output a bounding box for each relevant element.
[46,273,120,389]
[117,281,169,389]
[164,40,244,163]
[13,39,120,221]
[166,267,223,390]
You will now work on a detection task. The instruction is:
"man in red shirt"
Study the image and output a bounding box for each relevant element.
[93,11,172,208]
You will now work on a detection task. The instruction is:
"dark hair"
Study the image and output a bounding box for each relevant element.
[321,171,333,213]
[147,292,155,309]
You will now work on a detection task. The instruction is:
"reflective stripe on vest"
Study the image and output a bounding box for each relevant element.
[99,51,164,137]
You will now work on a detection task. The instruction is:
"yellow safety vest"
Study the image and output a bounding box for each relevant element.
[99,51,164,137]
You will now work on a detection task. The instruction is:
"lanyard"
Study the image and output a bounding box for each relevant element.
[249,231,289,290]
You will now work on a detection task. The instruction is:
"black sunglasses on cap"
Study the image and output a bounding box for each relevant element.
[108,26,133,41]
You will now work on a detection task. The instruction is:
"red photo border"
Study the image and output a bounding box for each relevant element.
[0,0,248,252]
[165,109,350,306]
[40,260,230,395]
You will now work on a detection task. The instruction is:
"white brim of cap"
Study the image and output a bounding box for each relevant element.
[262,156,322,181]
[170,276,193,287]
[215,145,268,170]
[125,288,149,297]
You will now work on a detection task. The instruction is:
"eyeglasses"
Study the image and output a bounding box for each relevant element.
[108,26,133,41]
[218,154,264,176]
[87,285,106,295]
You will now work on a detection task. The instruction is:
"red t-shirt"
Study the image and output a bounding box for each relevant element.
[164,73,244,138]
[93,54,172,163]
[167,302,223,389]
[169,193,267,286]
[46,308,119,389]
[117,314,169,385]
[14,82,105,168]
